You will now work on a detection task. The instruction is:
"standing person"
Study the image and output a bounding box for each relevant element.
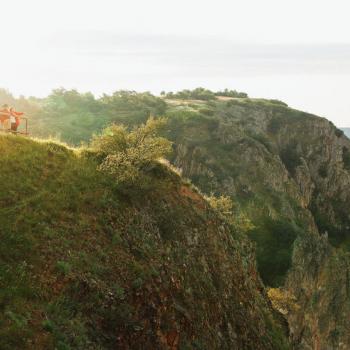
[0,104,10,130]
[9,107,24,133]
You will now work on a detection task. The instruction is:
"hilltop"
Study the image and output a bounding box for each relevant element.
[0,134,289,349]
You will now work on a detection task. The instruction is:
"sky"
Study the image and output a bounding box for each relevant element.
[0,0,349,126]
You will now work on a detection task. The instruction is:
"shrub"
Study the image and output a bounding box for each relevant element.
[91,117,172,186]
[214,89,248,98]
[206,195,254,233]
[165,88,216,101]
[199,108,214,116]
[56,261,72,276]
[268,288,299,315]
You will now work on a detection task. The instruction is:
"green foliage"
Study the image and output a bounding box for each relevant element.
[342,147,350,170]
[166,109,201,124]
[4,310,29,328]
[268,117,283,134]
[91,117,172,186]
[318,163,328,178]
[248,132,274,153]
[44,299,91,350]
[206,195,254,233]
[249,218,299,287]
[0,88,40,115]
[165,87,216,101]
[280,143,302,175]
[2,88,167,144]
[266,99,288,107]
[311,197,350,249]
[199,108,214,116]
[100,90,167,117]
[0,134,290,349]
[214,88,248,98]
[268,288,299,315]
[113,284,126,300]
[56,261,72,275]
[164,87,249,100]
[262,309,291,350]
[226,98,288,110]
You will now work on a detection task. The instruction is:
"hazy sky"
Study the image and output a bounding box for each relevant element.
[1,0,350,126]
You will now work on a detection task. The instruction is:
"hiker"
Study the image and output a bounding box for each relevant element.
[0,104,10,130]
[9,107,24,133]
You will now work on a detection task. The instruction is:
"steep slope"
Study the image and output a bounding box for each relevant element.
[163,98,350,349]
[166,100,318,286]
[0,135,289,350]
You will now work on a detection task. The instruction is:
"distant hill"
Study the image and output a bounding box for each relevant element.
[342,127,350,138]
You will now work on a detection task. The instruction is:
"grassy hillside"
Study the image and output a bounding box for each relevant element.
[0,134,289,349]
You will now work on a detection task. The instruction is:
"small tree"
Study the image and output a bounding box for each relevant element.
[206,195,254,233]
[267,288,300,315]
[91,117,172,185]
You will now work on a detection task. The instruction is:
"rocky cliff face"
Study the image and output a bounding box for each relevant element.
[286,233,350,350]
[165,98,350,349]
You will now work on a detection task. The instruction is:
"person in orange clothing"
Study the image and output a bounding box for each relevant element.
[9,107,24,132]
[0,104,11,130]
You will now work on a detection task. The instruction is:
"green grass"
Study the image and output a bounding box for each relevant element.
[0,134,290,349]
[0,135,128,348]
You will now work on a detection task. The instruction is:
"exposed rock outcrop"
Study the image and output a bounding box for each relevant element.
[166,99,350,349]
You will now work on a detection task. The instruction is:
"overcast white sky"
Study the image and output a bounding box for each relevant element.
[0,0,349,126]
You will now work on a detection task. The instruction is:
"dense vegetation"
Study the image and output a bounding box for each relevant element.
[0,88,288,146]
[0,88,166,143]
[161,87,248,100]
[91,117,172,187]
